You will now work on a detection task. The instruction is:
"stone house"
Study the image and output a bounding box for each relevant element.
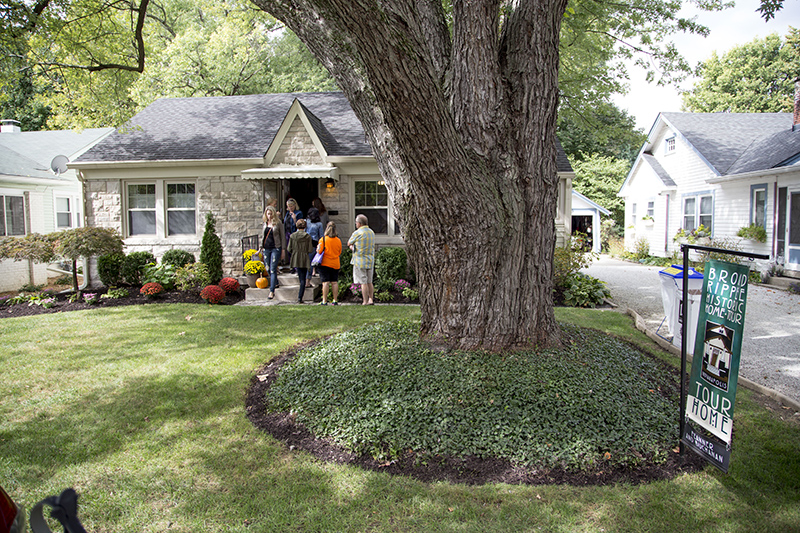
[71,92,574,282]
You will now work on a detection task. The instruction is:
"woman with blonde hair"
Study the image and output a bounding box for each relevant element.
[316,221,342,305]
[261,205,285,299]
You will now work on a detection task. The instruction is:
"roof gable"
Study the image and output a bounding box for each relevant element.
[659,112,798,176]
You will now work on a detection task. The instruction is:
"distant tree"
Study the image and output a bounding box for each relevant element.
[570,154,630,227]
[0,233,58,264]
[682,28,800,113]
[200,213,223,283]
[557,103,646,165]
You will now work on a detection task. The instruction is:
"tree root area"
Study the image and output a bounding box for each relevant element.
[245,345,708,487]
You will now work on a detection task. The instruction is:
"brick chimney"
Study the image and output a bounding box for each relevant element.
[1,119,21,134]
[795,78,800,131]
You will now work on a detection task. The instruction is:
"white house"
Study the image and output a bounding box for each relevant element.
[0,120,113,292]
[618,102,800,276]
[71,92,575,283]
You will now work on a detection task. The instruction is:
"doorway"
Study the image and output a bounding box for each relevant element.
[283,179,319,218]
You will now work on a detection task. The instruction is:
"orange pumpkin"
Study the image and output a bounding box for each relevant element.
[255,276,269,289]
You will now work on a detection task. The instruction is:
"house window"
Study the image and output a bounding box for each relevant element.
[683,194,713,232]
[354,179,389,234]
[750,184,767,228]
[126,181,196,237]
[166,183,196,235]
[631,203,637,224]
[647,201,655,218]
[1,195,25,236]
[665,136,676,154]
[55,196,81,229]
[128,184,157,235]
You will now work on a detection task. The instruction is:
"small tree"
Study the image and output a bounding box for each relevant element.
[0,233,58,264]
[200,213,223,283]
[54,227,124,295]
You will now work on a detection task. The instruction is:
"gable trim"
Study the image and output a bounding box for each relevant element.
[264,99,329,165]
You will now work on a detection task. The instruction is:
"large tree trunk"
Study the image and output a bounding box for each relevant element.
[252,0,568,351]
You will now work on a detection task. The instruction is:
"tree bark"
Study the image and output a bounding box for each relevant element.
[251,0,568,351]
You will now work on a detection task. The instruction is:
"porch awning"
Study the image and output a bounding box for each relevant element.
[240,165,339,181]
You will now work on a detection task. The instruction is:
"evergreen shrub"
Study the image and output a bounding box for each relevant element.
[121,251,156,285]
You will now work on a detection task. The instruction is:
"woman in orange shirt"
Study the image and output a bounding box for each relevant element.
[316,221,342,305]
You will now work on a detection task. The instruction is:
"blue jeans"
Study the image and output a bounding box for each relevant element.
[265,248,281,292]
[297,268,308,302]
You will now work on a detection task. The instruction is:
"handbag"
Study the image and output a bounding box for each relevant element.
[311,236,325,266]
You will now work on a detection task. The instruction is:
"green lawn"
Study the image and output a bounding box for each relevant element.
[1,304,798,532]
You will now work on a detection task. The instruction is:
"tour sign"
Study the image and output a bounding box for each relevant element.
[682,259,751,472]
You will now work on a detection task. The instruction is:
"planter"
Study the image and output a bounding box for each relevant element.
[643,219,654,227]
[695,237,711,246]
[246,273,260,287]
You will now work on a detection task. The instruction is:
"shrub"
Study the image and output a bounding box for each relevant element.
[142,262,176,290]
[563,273,610,308]
[140,282,164,297]
[200,284,226,304]
[121,251,156,285]
[394,279,411,291]
[376,291,394,302]
[175,262,212,292]
[101,287,129,299]
[553,246,592,289]
[375,247,407,282]
[402,287,419,300]
[737,223,767,243]
[219,277,240,293]
[161,249,196,269]
[200,213,223,283]
[374,277,394,293]
[748,270,762,284]
[633,237,650,261]
[98,252,125,287]
[19,283,44,293]
[338,247,353,285]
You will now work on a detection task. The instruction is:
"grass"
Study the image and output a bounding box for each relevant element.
[1,304,799,532]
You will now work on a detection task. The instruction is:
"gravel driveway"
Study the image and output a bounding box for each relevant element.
[584,255,800,405]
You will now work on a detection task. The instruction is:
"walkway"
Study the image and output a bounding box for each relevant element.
[584,255,800,405]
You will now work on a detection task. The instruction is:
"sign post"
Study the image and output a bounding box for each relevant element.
[678,244,768,472]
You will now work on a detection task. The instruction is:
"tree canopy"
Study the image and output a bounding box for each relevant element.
[682,27,800,113]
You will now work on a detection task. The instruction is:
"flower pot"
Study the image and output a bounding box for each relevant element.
[246,273,260,287]
[696,237,711,246]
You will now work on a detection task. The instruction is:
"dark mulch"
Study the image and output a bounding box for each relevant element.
[246,343,708,487]
[0,286,244,319]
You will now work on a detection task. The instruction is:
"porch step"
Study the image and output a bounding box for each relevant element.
[244,272,321,303]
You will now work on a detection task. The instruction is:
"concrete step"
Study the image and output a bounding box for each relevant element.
[244,272,322,303]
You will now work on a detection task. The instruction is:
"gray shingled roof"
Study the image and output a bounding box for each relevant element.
[76,92,574,172]
[76,93,373,163]
[0,128,112,180]
[642,153,676,187]
[661,112,799,176]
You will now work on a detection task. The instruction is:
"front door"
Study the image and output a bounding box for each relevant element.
[284,179,319,218]
[787,188,800,272]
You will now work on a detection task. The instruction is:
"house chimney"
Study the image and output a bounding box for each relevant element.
[794,78,800,131]
[1,119,21,134]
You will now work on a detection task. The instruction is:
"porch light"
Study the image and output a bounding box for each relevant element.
[326,178,336,189]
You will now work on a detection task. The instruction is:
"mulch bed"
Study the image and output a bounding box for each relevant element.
[0,286,244,319]
[246,343,708,487]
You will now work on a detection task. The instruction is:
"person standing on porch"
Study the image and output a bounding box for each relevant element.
[287,218,314,303]
[283,198,304,268]
[317,222,342,305]
[348,214,376,306]
[305,207,324,284]
[261,206,285,300]
[312,197,329,229]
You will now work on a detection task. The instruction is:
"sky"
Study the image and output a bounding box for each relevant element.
[611,0,800,132]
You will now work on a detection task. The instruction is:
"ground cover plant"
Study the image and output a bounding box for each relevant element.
[1,305,798,532]
[265,320,678,472]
